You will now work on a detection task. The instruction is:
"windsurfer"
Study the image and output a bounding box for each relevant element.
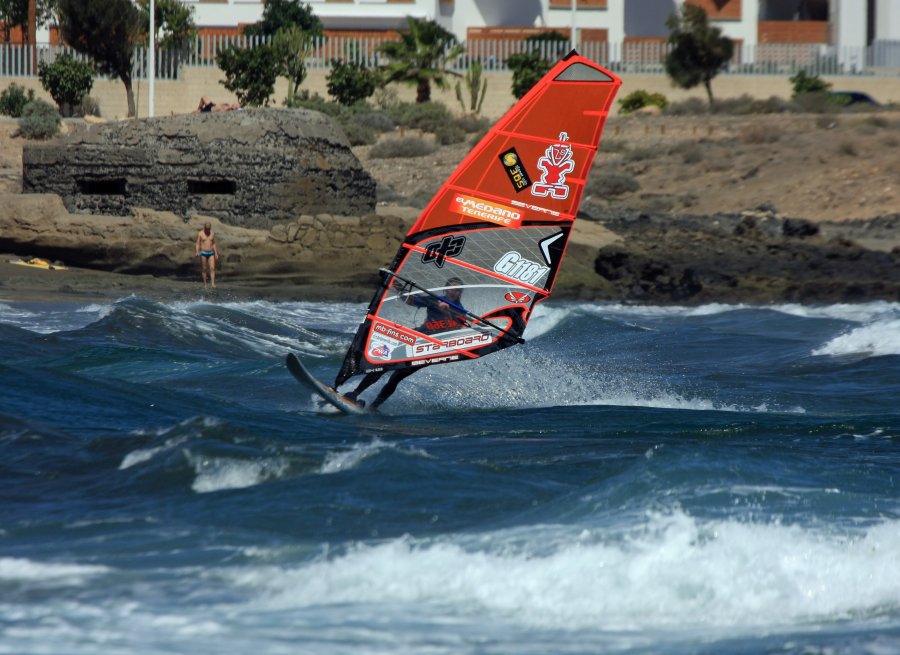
[342,277,468,410]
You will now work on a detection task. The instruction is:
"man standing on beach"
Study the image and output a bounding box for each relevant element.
[195,222,219,288]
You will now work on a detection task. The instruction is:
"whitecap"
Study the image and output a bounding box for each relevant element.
[813,319,900,358]
[189,455,289,493]
[0,557,109,582]
[221,511,900,632]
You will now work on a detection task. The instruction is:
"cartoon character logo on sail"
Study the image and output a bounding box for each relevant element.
[531,132,574,200]
[421,235,466,268]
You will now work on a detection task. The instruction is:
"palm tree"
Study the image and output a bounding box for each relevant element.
[378,16,463,103]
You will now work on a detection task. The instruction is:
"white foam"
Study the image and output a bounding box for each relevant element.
[813,319,900,358]
[320,438,431,474]
[189,455,289,493]
[594,302,748,319]
[399,348,802,415]
[771,301,900,323]
[228,511,900,632]
[320,439,388,474]
[0,557,108,582]
[521,304,568,340]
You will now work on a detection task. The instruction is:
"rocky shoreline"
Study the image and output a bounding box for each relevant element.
[1,110,899,306]
[590,210,900,304]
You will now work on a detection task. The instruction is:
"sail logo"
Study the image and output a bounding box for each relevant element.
[414,332,491,355]
[531,131,574,200]
[498,148,532,193]
[451,194,522,228]
[504,291,532,304]
[373,321,417,346]
[493,251,550,286]
[421,234,466,268]
[369,344,391,359]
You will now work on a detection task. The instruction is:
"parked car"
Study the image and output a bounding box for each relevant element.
[830,91,879,106]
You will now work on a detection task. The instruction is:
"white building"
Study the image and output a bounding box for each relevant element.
[179,0,895,54]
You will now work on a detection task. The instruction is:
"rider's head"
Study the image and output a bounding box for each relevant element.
[445,277,463,301]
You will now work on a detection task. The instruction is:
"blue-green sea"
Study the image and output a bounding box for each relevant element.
[1,295,898,654]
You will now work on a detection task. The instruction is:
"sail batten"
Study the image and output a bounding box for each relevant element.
[334,54,621,388]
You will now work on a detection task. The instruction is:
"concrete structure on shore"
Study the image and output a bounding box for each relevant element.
[22,109,376,227]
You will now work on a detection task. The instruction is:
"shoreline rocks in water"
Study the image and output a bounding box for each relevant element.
[591,210,900,304]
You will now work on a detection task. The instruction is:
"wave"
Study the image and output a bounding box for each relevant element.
[227,510,900,632]
[812,319,900,358]
[0,557,109,582]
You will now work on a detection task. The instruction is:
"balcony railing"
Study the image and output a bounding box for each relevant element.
[0,35,895,81]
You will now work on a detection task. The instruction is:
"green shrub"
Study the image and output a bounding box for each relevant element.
[340,121,378,146]
[370,136,437,159]
[664,97,707,115]
[37,54,94,117]
[793,91,838,114]
[217,44,278,107]
[326,59,379,106]
[618,89,669,114]
[386,101,453,133]
[354,109,395,133]
[0,83,36,117]
[599,138,629,153]
[286,90,342,115]
[435,123,466,145]
[77,95,101,117]
[713,94,797,115]
[623,146,660,162]
[18,99,61,139]
[585,169,640,197]
[454,113,491,134]
[790,69,831,99]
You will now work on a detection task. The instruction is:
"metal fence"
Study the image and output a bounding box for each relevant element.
[1,35,896,81]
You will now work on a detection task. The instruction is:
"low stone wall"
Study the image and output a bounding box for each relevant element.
[22,108,376,228]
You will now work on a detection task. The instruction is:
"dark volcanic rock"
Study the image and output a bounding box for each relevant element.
[22,109,376,228]
[594,214,900,304]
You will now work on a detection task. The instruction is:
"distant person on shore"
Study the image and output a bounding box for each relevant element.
[195,96,241,113]
[195,222,219,289]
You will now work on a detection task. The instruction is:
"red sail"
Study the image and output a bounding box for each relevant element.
[335,52,621,387]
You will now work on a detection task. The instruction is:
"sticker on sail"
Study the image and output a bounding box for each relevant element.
[451,194,523,228]
[499,148,532,192]
[493,251,550,286]
[531,132,574,200]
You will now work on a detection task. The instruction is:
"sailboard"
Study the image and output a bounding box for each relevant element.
[332,51,621,395]
[286,353,368,414]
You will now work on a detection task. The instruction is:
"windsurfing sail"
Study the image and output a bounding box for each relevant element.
[334,51,621,388]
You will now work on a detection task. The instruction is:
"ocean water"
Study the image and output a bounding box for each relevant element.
[0,294,897,655]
